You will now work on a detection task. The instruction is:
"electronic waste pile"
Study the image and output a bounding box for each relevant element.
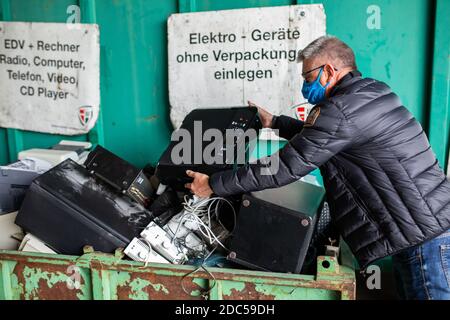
[0,107,335,276]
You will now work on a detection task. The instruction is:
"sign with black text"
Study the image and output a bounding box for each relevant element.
[0,22,100,135]
[168,4,326,127]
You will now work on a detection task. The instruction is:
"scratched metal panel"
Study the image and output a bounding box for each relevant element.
[0,250,355,300]
[0,251,92,300]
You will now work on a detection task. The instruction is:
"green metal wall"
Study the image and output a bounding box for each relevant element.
[0,0,449,170]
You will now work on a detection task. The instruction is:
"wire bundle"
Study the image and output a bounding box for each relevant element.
[170,195,236,257]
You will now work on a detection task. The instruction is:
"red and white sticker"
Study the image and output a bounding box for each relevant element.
[296,106,306,121]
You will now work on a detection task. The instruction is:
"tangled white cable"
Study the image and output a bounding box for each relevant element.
[172,195,236,254]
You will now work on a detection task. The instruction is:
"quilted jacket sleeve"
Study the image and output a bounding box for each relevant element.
[209,102,357,197]
[271,115,304,140]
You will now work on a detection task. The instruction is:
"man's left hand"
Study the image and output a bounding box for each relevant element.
[185,170,214,198]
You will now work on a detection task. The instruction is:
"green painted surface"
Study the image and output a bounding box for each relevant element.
[253,283,339,300]
[0,249,355,300]
[1,0,21,164]
[0,0,447,173]
[428,0,450,170]
[80,0,106,147]
[218,279,340,300]
[110,271,170,300]
[221,280,246,296]
[0,261,22,300]
[23,266,70,300]
[90,0,175,166]
[0,129,7,165]
[127,278,152,300]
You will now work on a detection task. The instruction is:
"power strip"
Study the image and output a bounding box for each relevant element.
[141,221,188,264]
[124,237,169,264]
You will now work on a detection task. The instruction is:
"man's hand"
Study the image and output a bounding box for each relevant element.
[248,100,273,128]
[185,170,214,198]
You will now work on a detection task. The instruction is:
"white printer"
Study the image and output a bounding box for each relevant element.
[18,140,92,166]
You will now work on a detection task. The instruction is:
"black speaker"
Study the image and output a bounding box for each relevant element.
[155,107,261,190]
[228,180,325,273]
[84,145,154,207]
[15,159,153,255]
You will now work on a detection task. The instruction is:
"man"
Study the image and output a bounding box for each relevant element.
[185,36,450,300]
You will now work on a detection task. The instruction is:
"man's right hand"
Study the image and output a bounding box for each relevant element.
[248,100,273,128]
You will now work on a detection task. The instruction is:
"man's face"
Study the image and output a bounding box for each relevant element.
[301,58,331,87]
[302,59,327,86]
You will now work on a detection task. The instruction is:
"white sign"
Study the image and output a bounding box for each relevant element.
[0,22,100,135]
[168,4,326,128]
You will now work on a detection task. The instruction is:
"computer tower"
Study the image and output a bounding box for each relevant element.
[228,179,325,273]
[155,107,261,190]
[15,159,153,255]
[84,145,154,207]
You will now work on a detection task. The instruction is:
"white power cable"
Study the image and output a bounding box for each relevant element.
[171,195,237,256]
[140,237,156,267]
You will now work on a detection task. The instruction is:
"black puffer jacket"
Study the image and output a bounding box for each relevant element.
[210,70,450,268]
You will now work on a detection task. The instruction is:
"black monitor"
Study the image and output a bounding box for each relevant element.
[155,107,262,190]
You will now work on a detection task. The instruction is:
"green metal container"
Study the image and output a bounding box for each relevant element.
[0,246,355,300]
[0,0,448,300]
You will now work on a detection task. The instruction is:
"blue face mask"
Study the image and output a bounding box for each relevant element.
[301,68,330,105]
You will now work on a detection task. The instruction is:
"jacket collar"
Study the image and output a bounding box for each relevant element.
[329,70,362,97]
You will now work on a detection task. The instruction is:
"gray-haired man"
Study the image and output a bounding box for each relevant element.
[186,36,450,300]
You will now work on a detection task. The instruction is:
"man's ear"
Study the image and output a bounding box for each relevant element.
[323,64,337,84]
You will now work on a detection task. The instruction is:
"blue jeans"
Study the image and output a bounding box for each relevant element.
[392,230,450,300]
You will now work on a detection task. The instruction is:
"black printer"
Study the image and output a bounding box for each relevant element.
[15,159,153,255]
[84,145,154,207]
